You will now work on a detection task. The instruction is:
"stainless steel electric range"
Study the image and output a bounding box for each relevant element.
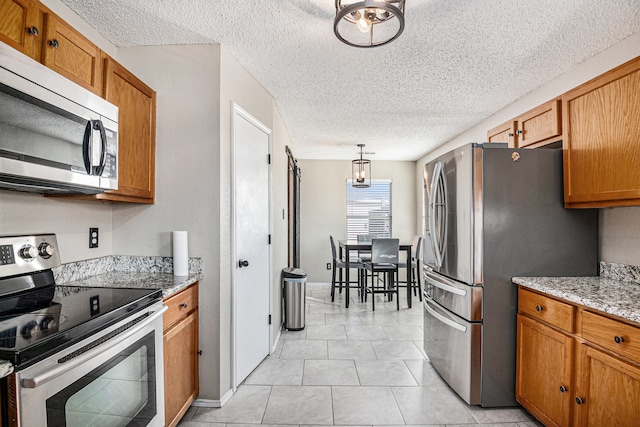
[0,234,166,427]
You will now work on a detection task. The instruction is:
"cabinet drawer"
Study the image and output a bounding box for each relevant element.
[581,310,640,362]
[518,288,574,333]
[164,283,198,330]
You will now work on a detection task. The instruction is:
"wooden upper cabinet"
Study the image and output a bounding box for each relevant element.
[101,56,156,203]
[0,0,42,59]
[487,120,516,147]
[563,56,640,208]
[486,99,562,149]
[41,12,102,94]
[517,99,562,148]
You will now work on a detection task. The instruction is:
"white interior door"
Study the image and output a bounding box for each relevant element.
[232,104,271,387]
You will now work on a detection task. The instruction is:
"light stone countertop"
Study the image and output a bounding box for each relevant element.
[512,276,640,324]
[62,271,202,298]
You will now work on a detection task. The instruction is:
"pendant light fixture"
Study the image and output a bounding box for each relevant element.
[352,144,371,188]
[334,0,406,48]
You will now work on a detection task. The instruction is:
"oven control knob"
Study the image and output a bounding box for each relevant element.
[19,245,38,260]
[40,316,56,332]
[21,321,39,339]
[38,242,56,259]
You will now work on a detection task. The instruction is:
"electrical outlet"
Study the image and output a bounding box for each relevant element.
[89,228,99,248]
[326,263,331,270]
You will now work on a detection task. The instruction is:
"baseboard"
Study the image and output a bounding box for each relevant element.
[191,389,234,408]
[272,329,281,353]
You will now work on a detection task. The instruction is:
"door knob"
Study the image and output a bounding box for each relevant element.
[238,259,249,268]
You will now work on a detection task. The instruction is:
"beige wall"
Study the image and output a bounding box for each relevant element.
[299,160,416,282]
[415,32,640,268]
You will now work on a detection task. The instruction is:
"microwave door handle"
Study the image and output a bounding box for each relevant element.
[82,120,93,174]
[95,120,107,175]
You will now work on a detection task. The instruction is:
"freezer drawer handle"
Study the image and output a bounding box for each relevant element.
[424,301,467,332]
[425,275,467,296]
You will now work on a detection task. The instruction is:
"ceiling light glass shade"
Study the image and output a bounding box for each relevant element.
[334,0,405,48]
[352,144,371,188]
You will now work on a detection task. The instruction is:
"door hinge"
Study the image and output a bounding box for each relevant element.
[268,314,272,325]
[268,234,271,244]
[268,154,271,164]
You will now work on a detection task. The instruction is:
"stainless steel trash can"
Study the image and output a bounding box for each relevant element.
[282,267,307,331]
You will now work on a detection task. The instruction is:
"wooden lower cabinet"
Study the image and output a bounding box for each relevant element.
[573,343,640,426]
[516,314,573,427]
[163,283,199,427]
[517,287,640,426]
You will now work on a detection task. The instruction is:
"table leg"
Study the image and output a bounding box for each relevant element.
[406,247,412,309]
[345,247,350,308]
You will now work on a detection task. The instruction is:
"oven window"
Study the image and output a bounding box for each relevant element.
[45,331,157,426]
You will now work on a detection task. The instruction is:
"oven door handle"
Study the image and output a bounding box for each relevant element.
[21,305,167,389]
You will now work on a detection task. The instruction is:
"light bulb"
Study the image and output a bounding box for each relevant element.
[356,13,371,33]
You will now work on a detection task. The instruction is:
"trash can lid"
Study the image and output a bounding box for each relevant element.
[282,267,307,279]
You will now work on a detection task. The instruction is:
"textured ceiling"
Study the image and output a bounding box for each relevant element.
[60,0,640,160]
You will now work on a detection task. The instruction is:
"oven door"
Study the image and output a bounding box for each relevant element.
[11,303,166,427]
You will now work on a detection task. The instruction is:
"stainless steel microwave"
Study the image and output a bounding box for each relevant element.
[0,42,118,194]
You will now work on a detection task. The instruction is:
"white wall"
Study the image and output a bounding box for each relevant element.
[299,160,416,282]
[111,45,222,400]
[415,33,640,268]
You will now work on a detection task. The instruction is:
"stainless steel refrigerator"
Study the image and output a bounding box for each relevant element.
[422,143,598,407]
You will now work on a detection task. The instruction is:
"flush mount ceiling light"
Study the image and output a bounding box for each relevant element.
[352,144,371,188]
[334,0,405,48]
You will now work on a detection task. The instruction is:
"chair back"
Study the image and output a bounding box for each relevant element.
[371,238,399,264]
[410,235,421,259]
[414,236,423,260]
[329,235,338,260]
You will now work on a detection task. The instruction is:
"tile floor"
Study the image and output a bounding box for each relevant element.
[179,283,543,427]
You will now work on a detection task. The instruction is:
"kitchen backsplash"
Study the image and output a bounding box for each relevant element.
[54,255,202,284]
[600,261,640,283]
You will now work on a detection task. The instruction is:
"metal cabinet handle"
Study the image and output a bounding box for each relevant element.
[559,386,568,393]
[238,259,249,268]
[26,26,39,36]
[535,305,544,312]
[614,335,625,344]
[48,39,59,48]
[516,130,523,135]
[508,133,514,137]
[180,302,188,309]
[576,397,585,405]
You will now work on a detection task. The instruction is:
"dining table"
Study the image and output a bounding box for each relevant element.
[338,239,414,309]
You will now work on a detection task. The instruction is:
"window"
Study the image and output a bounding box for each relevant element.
[346,179,392,240]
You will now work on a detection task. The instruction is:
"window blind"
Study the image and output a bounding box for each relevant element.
[346,179,392,240]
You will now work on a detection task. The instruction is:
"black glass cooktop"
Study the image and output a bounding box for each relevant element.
[0,283,161,369]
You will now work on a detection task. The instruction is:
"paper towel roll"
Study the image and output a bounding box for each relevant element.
[172,231,189,276]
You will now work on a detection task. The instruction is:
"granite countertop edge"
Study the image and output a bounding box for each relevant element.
[62,271,203,298]
[512,276,640,324]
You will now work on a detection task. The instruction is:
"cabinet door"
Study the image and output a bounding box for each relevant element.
[516,99,562,148]
[164,309,199,427]
[41,12,102,94]
[563,56,640,207]
[102,57,156,203]
[487,120,516,147]
[0,0,42,59]
[574,343,640,426]
[516,314,574,427]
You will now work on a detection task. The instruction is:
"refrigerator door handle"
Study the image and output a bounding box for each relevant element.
[428,161,446,268]
[425,274,467,296]
[424,299,467,332]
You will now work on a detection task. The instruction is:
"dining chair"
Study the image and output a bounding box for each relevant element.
[397,236,423,301]
[329,236,364,306]
[363,238,400,311]
[356,234,373,261]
